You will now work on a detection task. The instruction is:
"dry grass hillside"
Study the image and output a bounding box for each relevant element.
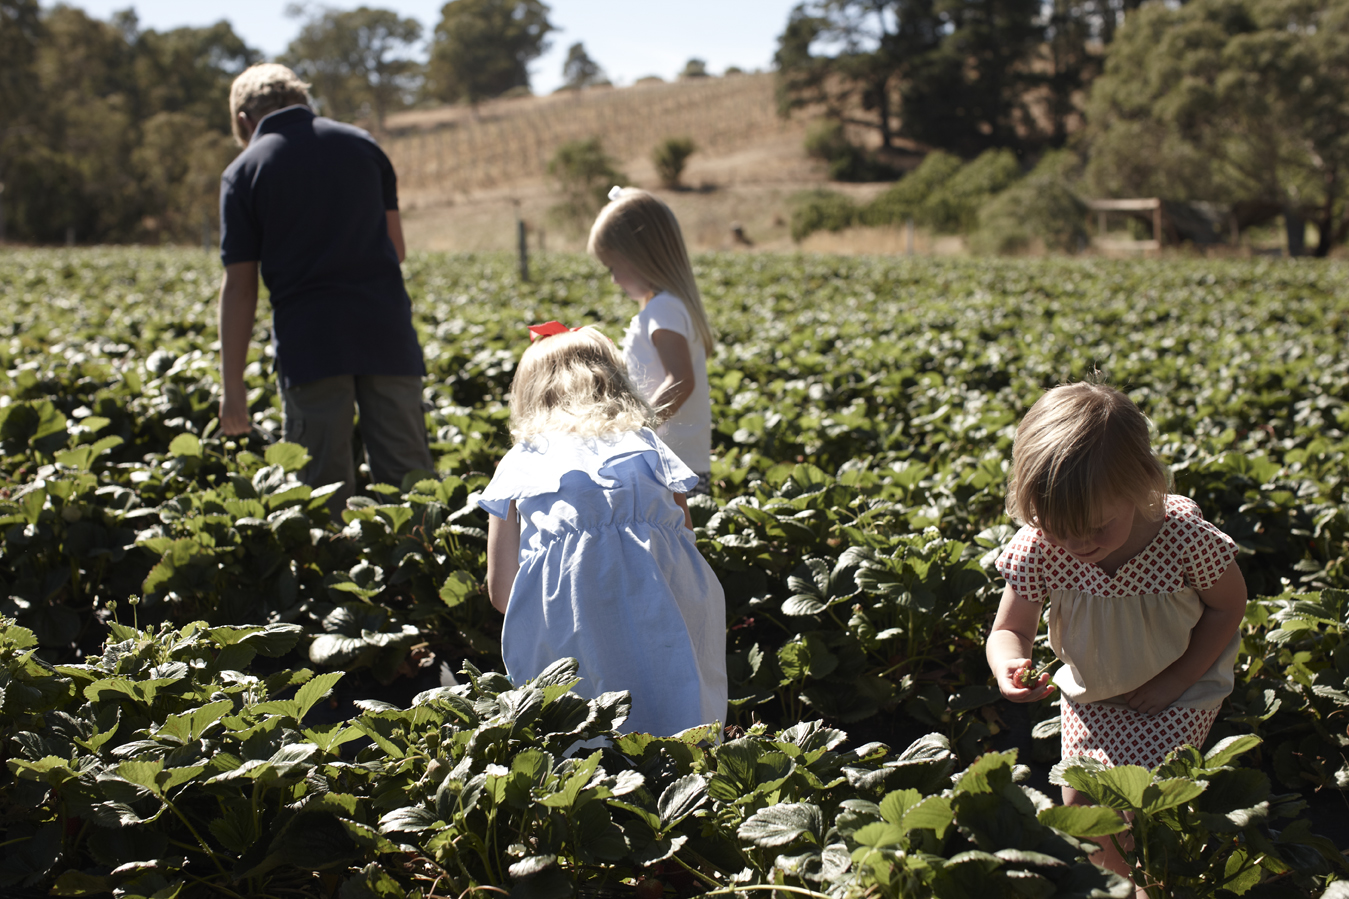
[384,73,902,254]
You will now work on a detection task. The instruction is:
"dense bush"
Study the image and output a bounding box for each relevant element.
[971,150,1089,254]
[917,148,1022,234]
[803,120,898,182]
[860,151,964,228]
[862,149,1022,235]
[546,137,627,232]
[652,136,696,189]
[789,188,859,240]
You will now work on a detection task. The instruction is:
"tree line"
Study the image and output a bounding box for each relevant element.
[775,0,1349,255]
[4,0,1346,252]
[0,0,569,245]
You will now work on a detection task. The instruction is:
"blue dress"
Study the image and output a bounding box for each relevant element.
[477,428,727,736]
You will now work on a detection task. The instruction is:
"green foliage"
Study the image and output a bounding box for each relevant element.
[560,41,605,90]
[971,150,1089,254]
[10,614,1343,896]
[425,0,554,105]
[861,151,964,228]
[651,136,696,189]
[804,119,897,183]
[680,57,709,79]
[281,6,423,129]
[797,148,1025,243]
[1084,0,1349,255]
[789,189,859,240]
[0,6,259,244]
[1217,588,1349,794]
[1053,737,1349,893]
[0,616,1125,897]
[5,247,1349,893]
[916,148,1023,234]
[546,138,627,231]
[776,0,1052,156]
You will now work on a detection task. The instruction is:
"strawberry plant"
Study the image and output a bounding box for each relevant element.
[5,248,1349,891]
[1051,737,1348,895]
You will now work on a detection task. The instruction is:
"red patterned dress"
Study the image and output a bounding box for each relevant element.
[995,495,1240,768]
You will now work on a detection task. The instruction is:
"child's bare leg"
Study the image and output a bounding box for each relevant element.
[1062,786,1146,896]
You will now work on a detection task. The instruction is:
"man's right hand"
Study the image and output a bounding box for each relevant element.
[219,387,251,436]
[218,261,261,439]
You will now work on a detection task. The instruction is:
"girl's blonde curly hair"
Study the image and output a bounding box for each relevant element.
[1007,380,1171,539]
[508,327,659,442]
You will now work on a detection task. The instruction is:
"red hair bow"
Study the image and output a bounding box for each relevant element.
[528,321,577,342]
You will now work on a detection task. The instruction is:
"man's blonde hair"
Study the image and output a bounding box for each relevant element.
[509,328,659,442]
[1007,381,1170,539]
[587,188,715,351]
[229,63,312,146]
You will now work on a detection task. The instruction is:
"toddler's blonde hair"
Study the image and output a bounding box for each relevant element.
[587,188,715,351]
[509,328,659,442]
[1007,381,1170,539]
[229,63,312,146]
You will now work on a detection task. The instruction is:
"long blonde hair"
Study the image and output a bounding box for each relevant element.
[587,188,715,350]
[509,328,659,442]
[1006,381,1170,539]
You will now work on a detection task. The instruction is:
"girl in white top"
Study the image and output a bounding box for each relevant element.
[588,187,714,493]
[987,381,1246,883]
[479,324,726,737]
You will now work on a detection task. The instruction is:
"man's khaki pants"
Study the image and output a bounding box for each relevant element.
[281,374,434,518]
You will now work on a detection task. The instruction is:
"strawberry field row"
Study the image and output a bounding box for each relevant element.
[1,248,1348,896]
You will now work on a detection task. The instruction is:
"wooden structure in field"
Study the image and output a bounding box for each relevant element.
[1087,197,1162,251]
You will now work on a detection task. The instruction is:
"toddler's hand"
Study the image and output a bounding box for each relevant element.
[1122,671,1189,717]
[995,658,1055,702]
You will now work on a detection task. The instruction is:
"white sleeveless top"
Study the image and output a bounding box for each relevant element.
[621,292,712,473]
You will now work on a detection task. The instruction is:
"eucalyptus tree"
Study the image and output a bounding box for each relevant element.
[1085,0,1349,255]
[425,0,554,105]
[774,0,1044,157]
[283,5,424,129]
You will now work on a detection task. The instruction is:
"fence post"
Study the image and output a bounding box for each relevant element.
[517,218,529,282]
[906,218,914,256]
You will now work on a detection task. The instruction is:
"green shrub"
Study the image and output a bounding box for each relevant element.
[863,149,1022,234]
[789,189,859,241]
[861,151,963,226]
[970,150,1088,254]
[804,119,896,182]
[546,137,627,231]
[652,136,696,189]
[919,148,1023,234]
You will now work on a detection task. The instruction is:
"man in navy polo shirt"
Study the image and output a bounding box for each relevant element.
[217,63,433,514]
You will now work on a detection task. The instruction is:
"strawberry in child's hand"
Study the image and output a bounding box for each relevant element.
[1018,662,1052,688]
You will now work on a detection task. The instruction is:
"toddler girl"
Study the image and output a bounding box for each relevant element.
[987,381,1246,877]
[588,187,715,494]
[478,324,727,736]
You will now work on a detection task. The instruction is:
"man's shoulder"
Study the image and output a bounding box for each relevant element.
[312,116,381,148]
[221,146,255,186]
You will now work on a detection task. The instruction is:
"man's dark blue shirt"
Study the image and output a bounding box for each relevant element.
[220,106,425,389]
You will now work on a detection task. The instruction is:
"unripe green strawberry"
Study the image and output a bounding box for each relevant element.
[1018,663,1051,688]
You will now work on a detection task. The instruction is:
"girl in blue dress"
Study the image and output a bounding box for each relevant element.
[478,324,727,736]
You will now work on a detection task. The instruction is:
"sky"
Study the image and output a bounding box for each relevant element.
[64,1,803,94]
